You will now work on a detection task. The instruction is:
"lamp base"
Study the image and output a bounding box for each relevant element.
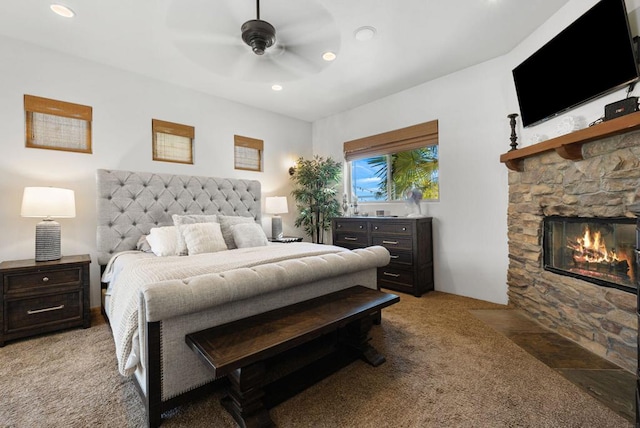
[35,219,61,262]
[271,216,283,240]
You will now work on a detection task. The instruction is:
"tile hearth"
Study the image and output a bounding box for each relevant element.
[471,308,635,423]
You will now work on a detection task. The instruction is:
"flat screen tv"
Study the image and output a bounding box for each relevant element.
[513,0,640,127]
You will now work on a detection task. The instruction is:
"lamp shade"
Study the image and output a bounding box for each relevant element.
[21,187,76,218]
[265,196,288,214]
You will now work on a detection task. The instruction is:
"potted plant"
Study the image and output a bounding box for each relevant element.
[290,155,342,244]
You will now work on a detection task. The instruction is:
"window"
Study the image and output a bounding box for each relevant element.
[24,94,92,154]
[152,119,194,164]
[234,135,263,172]
[344,120,439,202]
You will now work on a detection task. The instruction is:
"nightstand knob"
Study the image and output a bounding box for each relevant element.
[42,276,49,282]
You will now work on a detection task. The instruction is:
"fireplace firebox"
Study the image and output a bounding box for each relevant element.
[543,216,636,293]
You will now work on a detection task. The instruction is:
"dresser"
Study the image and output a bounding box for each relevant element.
[332,217,433,296]
[0,254,91,346]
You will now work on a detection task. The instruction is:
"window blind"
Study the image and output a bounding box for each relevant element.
[343,120,438,161]
[24,94,92,154]
[152,119,194,164]
[234,135,263,172]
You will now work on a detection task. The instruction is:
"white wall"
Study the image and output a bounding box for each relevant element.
[313,57,511,304]
[0,36,312,308]
[313,0,640,305]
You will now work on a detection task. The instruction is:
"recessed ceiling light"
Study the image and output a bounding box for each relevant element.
[272,84,283,91]
[50,4,75,18]
[354,26,376,41]
[322,51,336,62]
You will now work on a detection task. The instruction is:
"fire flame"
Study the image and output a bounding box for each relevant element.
[568,227,624,264]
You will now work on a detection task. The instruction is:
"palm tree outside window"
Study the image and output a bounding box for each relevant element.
[351,146,438,202]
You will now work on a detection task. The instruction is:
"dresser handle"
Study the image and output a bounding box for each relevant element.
[402,227,407,231]
[383,272,400,278]
[390,255,399,259]
[27,304,64,315]
[42,277,49,282]
[382,240,398,245]
[344,237,358,241]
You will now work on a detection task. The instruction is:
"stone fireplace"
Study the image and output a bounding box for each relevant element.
[505,125,640,373]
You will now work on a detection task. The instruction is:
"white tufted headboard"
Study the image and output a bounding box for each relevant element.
[96,169,261,266]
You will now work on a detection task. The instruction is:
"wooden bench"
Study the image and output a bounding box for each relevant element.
[185,285,399,428]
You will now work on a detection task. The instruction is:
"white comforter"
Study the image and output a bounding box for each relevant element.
[104,243,348,376]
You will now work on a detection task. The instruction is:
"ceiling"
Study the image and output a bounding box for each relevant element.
[0,0,570,122]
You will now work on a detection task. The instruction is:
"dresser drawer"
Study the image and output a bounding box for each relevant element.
[387,249,413,267]
[5,291,82,333]
[334,231,369,248]
[4,267,82,294]
[334,220,368,233]
[370,221,412,235]
[372,236,413,250]
[377,266,414,288]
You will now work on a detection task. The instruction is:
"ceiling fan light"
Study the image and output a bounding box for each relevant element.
[241,19,276,55]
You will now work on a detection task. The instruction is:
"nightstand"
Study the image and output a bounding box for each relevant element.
[268,236,303,243]
[0,254,91,346]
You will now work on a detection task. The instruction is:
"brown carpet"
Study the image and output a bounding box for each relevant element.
[0,291,632,428]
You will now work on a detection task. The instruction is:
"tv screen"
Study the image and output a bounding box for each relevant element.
[513,0,639,127]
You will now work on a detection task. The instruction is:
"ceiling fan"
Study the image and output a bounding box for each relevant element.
[241,0,276,55]
[167,0,340,83]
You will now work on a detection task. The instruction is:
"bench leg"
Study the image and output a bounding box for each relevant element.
[341,316,386,367]
[222,362,274,428]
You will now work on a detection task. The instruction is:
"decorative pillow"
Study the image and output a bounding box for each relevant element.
[218,215,256,249]
[136,235,152,253]
[172,214,218,256]
[146,226,179,257]
[231,222,269,248]
[181,222,227,255]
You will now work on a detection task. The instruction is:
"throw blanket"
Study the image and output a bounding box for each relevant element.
[106,243,348,376]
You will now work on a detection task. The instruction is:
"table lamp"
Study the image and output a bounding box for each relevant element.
[265,196,288,240]
[21,187,76,261]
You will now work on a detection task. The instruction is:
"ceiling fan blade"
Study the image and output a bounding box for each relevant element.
[271,47,324,77]
[171,29,238,47]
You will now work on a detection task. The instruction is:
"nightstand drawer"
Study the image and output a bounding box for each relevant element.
[5,291,82,333]
[4,267,82,293]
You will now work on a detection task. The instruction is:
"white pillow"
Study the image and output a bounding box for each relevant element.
[146,226,179,257]
[172,214,218,256]
[218,215,256,249]
[182,222,228,255]
[231,222,269,248]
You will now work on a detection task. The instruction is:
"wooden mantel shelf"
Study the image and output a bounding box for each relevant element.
[499,110,640,171]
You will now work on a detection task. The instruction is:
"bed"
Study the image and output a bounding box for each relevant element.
[96,169,391,427]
